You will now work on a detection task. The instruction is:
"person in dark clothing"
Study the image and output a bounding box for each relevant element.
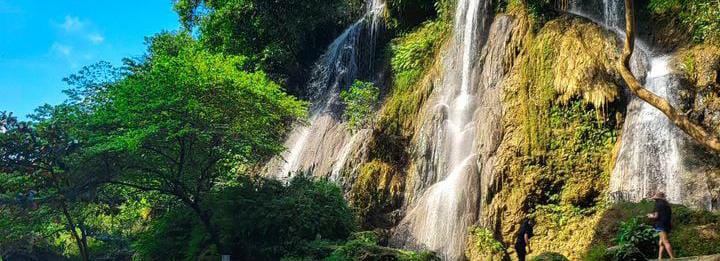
[515,218,534,261]
[647,191,674,260]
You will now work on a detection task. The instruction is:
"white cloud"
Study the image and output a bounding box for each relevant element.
[60,15,84,32]
[51,42,72,57]
[88,33,104,44]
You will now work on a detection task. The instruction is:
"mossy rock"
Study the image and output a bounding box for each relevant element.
[530,252,569,261]
[349,160,405,228]
[674,44,720,138]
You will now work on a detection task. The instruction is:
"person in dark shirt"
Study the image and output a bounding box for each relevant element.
[515,218,534,261]
[647,192,674,260]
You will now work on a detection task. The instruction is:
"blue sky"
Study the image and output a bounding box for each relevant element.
[0,0,180,119]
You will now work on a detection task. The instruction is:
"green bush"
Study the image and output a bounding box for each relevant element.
[614,217,657,258]
[326,231,439,261]
[341,81,380,131]
[648,0,720,43]
[135,175,356,260]
[606,244,646,261]
[466,226,505,260]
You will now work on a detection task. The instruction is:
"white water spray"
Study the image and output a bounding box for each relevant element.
[393,0,490,259]
[569,0,690,205]
[268,0,386,180]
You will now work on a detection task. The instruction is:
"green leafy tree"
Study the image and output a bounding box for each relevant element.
[341,80,380,130]
[85,32,306,254]
[0,107,94,261]
[174,0,359,94]
[0,62,123,260]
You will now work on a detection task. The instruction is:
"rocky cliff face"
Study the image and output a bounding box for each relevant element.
[268,0,720,259]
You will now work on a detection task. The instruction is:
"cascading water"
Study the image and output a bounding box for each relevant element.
[611,56,685,203]
[267,0,385,180]
[570,0,718,209]
[391,0,492,259]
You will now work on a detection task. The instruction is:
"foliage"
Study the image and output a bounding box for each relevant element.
[506,0,560,27]
[530,252,569,261]
[135,175,355,260]
[606,244,646,261]
[386,0,449,30]
[648,0,720,43]
[513,17,619,157]
[675,44,720,138]
[174,0,358,93]
[582,245,609,261]
[326,231,439,261]
[381,19,448,136]
[85,31,306,252]
[491,15,622,259]
[341,81,381,130]
[349,160,404,228]
[614,217,657,256]
[466,226,505,260]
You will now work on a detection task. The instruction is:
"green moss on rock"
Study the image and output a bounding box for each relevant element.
[482,14,622,260]
[465,226,505,261]
[349,160,405,228]
[675,44,720,138]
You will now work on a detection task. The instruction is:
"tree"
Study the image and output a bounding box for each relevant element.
[618,0,720,152]
[173,0,358,95]
[0,107,93,261]
[0,62,125,261]
[86,32,306,254]
[341,80,380,130]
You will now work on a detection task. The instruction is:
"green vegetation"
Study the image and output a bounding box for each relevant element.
[482,14,622,260]
[341,81,381,131]
[174,0,360,95]
[381,18,449,136]
[134,175,355,260]
[4,0,720,260]
[648,0,720,43]
[582,201,720,260]
[326,231,438,261]
[614,218,658,256]
[465,227,505,261]
[530,252,569,261]
[349,160,404,228]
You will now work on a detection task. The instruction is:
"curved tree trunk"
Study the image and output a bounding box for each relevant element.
[618,0,720,153]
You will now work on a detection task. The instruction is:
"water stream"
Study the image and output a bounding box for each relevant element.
[569,0,704,206]
[267,0,385,180]
[391,0,492,259]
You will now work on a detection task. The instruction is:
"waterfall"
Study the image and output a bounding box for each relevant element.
[611,56,685,203]
[267,0,386,180]
[570,0,718,208]
[391,0,493,259]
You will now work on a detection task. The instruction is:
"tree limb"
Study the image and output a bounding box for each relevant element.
[619,0,720,153]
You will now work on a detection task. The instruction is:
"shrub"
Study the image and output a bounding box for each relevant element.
[135,175,356,260]
[614,217,657,257]
[326,231,439,261]
[466,226,505,260]
[341,81,380,131]
[648,0,720,43]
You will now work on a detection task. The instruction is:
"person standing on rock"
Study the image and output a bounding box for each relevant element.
[515,217,534,261]
[647,192,674,260]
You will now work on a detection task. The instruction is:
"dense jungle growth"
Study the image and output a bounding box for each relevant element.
[2,0,720,260]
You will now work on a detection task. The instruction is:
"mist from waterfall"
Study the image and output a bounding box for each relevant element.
[269,0,386,180]
[392,0,491,259]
